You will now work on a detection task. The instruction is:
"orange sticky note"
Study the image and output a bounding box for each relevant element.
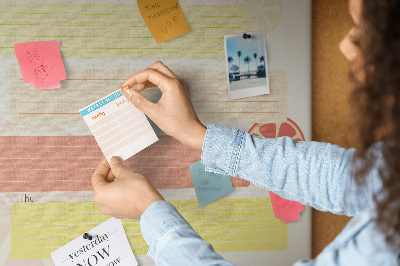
[14,41,66,90]
[137,0,191,44]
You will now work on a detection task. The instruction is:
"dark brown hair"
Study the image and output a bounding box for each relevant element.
[350,0,400,251]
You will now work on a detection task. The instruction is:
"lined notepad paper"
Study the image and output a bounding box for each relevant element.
[79,90,158,162]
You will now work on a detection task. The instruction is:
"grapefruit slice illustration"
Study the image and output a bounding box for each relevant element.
[238,0,282,33]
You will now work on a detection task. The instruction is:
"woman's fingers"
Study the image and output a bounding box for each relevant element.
[91,159,110,189]
[121,88,158,118]
[119,62,206,151]
[147,61,178,79]
[135,81,156,92]
[105,168,116,183]
[120,61,180,93]
[121,68,174,93]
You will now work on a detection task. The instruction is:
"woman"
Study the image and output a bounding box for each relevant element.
[91,0,400,264]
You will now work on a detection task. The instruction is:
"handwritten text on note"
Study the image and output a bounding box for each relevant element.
[137,0,191,44]
[190,161,233,208]
[14,41,66,90]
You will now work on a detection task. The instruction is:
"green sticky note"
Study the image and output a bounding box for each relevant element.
[189,161,233,208]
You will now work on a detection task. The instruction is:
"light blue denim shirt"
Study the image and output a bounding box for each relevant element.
[140,124,399,265]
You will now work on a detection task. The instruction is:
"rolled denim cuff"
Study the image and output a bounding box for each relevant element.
[140,200,191,260]
[201,124,245,177]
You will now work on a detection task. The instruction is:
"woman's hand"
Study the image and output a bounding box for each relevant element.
[120,61,206,151]
[91,156,164,220]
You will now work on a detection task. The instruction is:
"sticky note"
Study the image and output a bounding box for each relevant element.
[79,90,158,162]
[51,218,138,266]
[14,41,66,90]
[269,191,304,223]
[137,0,191,44]
[189,161,233,208]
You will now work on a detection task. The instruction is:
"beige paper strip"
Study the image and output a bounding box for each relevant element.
[10,69,286,125]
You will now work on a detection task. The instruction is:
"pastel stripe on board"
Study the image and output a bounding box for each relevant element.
[0,135,249,192]
[10,70,286,125]
[11,198,287,259]
[0,2,250,59]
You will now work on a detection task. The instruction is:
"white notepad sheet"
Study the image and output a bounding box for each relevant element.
[79,90,158,162]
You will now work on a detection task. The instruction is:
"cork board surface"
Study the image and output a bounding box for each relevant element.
[312,0,353,258]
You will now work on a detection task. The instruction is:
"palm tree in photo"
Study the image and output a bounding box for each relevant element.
[244,56,251,78]
[237,51,242,77]
[260,55,266,72]
[231,64,239,73]
[227,56,233,73]
[253,53,258,71]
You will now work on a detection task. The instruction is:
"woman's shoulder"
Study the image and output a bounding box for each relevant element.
[315,209,399,265]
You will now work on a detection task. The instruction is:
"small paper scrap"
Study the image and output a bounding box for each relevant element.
[137,0,191,44]
[14,41,66,90]
[51,218,137,266]
[189,161,233,208]
[269,191,304,223]
[79,90,158,162]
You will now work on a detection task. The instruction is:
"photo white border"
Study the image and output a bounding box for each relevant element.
[224,31,270,100]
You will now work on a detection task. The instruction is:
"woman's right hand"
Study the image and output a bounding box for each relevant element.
[120,61,207,151]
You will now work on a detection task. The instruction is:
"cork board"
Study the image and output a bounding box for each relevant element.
[312,0,352,258]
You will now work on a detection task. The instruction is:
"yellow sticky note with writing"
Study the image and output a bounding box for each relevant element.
[137,0,191,44]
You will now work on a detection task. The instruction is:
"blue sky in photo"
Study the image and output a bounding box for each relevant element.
[226,33,266,73]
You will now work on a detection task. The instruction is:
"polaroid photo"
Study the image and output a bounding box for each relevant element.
[224,31,270,100]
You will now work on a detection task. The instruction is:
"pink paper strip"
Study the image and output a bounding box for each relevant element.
[14,41,67,90]
[0,135,250,192]
[269,191,304,223]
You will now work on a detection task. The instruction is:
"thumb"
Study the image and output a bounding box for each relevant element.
[123,89,155,115]
[109,156,127,178]
[92,159,110,189]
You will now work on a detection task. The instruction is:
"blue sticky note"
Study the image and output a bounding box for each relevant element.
[189,161,233,208]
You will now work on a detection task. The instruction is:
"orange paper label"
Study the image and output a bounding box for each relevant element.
[137,0,191,44]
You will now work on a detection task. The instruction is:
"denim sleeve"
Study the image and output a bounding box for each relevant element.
[140,200,235,266]
[201,124,382,216]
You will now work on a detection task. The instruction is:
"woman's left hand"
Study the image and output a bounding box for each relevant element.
[91,156,164,220]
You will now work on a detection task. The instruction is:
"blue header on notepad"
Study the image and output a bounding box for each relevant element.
[80,91,123,117]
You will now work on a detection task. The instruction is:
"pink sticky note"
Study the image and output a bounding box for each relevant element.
[269,191,304,223]
[14,41,67,90]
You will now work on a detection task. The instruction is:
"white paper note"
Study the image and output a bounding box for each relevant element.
[51,218,138,266]
[79,90,158,162]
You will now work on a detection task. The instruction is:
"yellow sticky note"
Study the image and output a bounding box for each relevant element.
[137,0,191,44]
